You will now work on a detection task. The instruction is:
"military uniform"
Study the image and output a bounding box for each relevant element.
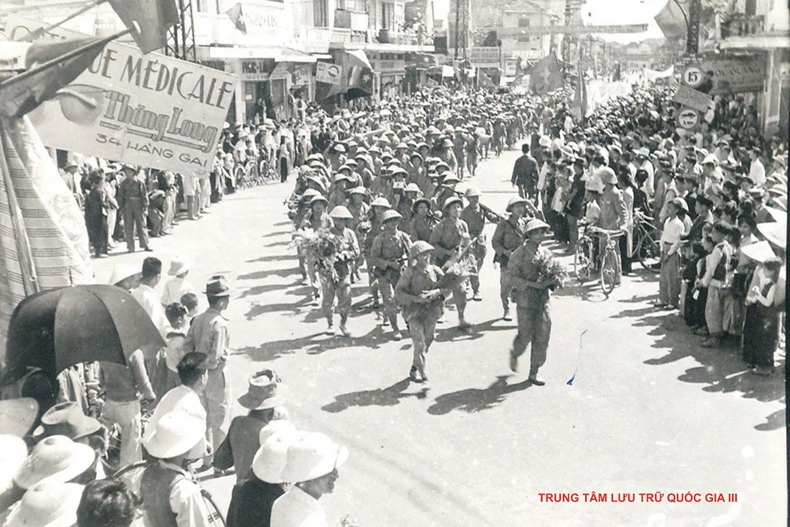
[117,177,150,252]
[320,226,360,329]
[183,307,231,464]
[491,215,528,311]
[370,229,411,330]
[460,204,487,297]
[364,213,384,303]
[395,264,445,380]
[505,242,553,379]
[429,217,469,320]
[409,212,434,242]
[431,186,456,212]
[300,211,333,297]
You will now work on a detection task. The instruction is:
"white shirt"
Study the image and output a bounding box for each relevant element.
[749,158,766,187]
[639,160,655,197]
[161,277,197,307]
[160,461,214,527]
[132,284,168,338]
[271,486,328,527]
[660,216,685,254]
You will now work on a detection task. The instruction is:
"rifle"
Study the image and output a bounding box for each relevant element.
[447,188,504,223]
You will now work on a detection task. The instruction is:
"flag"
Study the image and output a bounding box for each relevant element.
[226,3,246,33]
[346,66,374,100]
[0,116,93,369]
[654,0,687,40]
[478,69,496,89]
[529,52,562,96]
[0,38,107,118]
[109,0,179,54]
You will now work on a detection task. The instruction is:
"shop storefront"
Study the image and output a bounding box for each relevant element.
[371,54,406,100]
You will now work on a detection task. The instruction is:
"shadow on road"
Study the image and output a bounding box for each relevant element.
[612,305,786,429]
[261,229,290,238]
[264,240,292,248]
[238,267,302,281]
[321,378,429,413]
[427,375,531,415]
[245,254,297,264]
[234,331,327,362]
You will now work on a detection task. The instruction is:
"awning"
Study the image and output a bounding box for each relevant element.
[206,46,280,59]
[277,48,317,63]
[344,49,371,69]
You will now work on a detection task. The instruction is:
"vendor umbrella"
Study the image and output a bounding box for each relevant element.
[5,285,166,377]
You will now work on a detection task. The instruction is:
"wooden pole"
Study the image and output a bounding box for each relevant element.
[13,0,109,42]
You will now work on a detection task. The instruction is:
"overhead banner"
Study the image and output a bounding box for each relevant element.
[316,62,343,85]
[681,56,766,95]
[470,47,500,68]
[5,16,238,176]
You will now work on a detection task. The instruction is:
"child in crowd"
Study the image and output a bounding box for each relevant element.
[180,292,199,324]
[163,302,189,393]
[686,242,709,331]
[743,257,783,375]
[701,222,734,347]
[161,258,197,307]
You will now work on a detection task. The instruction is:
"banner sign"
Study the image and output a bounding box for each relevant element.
[682,56,766,95]
[316,62,342,85]
[5,16,238,176]
[673,84,712,113]
[470,47,500,67]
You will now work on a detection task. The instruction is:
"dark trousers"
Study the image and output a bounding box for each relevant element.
[618,234,632,274]
[87,216,108,257]
[122,200,149,251]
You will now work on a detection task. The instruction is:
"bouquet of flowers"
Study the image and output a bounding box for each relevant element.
[294,229,356,284]
[534,251,569,290]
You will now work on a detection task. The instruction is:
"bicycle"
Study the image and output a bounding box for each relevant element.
[573,224,624,296]
[631,210,661,273]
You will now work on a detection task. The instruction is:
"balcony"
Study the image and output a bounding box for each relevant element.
[721,14,765,38]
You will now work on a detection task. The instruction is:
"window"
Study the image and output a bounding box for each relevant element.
[518,17,530,28]
[382,2,394,29]
[314,0,328,27]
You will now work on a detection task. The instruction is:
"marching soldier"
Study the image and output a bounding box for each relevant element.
[431,173,459,213]
[429,196,470,329]
[505,219,558,386]
[396,241,447,383]
[322,206,361,337]
[492,196,529,321]
[410,197,436,243]
[460,187,487,301]
[370,210,412,340]
[364,197,391,307]
[299,195,333,305]
[345,186,370,282]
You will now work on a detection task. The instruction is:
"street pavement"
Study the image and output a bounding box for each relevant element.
[94,148,786,527]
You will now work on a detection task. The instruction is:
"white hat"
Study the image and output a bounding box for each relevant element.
[757,222,786,250]
[0,435,28,497]
[252,428,301,484]
[142,412,205,459]
[279,432,349,483]
[14,435,95,490]
[258,420,298,448]
[168,257,191,277]
[108,264,140,286]
[4,482,83,527]
[740,241,776,264]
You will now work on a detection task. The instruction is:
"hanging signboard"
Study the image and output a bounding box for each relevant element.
[673,84,712,113]
[682,55,766,95]
[469,47,500,68]
[316,62,343,85]
[5,16,238,176]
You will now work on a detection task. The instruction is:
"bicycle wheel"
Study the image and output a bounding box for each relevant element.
[259,159,269,183]
[600,246,618,296]
[573,240,592,282]
[635,230,661,273]
[234,166,246,189]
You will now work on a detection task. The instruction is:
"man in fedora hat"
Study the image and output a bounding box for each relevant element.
[140,412,215,527]
[506,218,558,385]
[271,432,349,527]
[214,369,289,481]
[492,197,529,321]
[116,164,151,253]
[183,276,233,468]
[430,196,470,329]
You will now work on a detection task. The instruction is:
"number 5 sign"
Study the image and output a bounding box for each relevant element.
[682,65,703,88]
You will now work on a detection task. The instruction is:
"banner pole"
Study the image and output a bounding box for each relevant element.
[13,0,109,42]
